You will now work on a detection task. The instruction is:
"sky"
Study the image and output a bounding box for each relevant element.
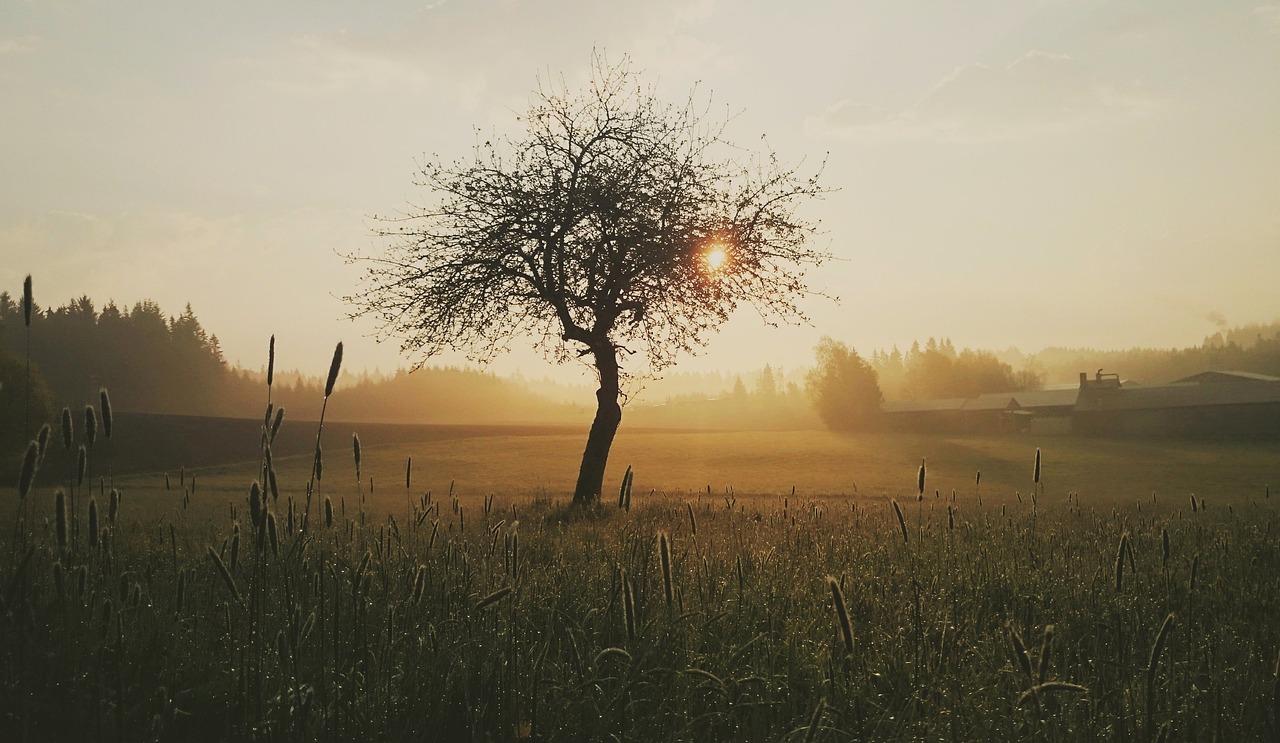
[3,0,1278,389]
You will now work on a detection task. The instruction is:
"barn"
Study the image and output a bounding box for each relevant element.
[877,369,1280,438]
[1073,371,1280,438]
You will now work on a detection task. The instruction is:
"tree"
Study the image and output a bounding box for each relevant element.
[805,337,882,431]
[348,55,828,505]
[0,346,55,468]
[756,364,779,397]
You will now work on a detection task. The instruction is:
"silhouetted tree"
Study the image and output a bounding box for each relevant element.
[806,337,882,430]
[349,55,829,505]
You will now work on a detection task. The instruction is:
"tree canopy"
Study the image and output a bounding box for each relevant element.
[348,55,829,504]
[805,337,883,431]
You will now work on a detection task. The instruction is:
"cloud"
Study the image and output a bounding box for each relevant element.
[808,51,1158,143]
[1256,5,1280,35]
[229,33,435,97]
[0,35,41,57]
[223,0,729,109]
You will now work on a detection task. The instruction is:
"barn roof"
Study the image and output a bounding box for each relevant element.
[1011,388,1080,409]
[1169,370,1280,384]
[1075,381,1280,411]
[882,398,968,413]
[962,394,1019,411]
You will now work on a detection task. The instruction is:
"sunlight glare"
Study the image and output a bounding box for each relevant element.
[704,244,728,272]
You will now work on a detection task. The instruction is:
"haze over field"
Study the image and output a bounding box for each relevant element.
[3,1,1278,383]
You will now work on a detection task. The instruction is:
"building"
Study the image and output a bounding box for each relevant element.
[879,369,1280,439]
[1074,370,1280,438]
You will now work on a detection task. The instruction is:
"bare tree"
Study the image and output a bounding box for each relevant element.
[347,55,829,506]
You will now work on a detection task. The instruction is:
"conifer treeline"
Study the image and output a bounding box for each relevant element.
[0,294,226,415]
[867,325,1280,399]
[0,293,582,431]
[868,338,1041,400]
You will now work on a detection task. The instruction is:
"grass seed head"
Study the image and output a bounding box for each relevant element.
[476,585,513,611]
[324,341,343,398]
[826,576,854,655]
[84,405,97,447]
[207,546,240,603]
[659,532,673,607]
[22,274,33,326]
[621,569,636,642]
[1115,532,1129,593]
[1007,620,1033,683]
[891,499,908,544]
[61,407,73,451]
[88,497,99,548]
[1148,613,1175,675]
[18,440,39,499]
[249,482,262,526]
[99,388,112,439]
[36,423,51,462]
[270,407,285,442]
[55,490,66,550]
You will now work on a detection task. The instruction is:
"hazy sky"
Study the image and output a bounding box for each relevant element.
[3,1,1278,386]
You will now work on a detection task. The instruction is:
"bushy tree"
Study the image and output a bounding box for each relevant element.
[349,55,829,505]
[805,337,882,431]
[0,346,55,469]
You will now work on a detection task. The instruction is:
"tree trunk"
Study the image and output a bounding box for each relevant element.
[572,345,622,506]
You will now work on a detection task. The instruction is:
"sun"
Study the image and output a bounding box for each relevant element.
[704,244,729,271]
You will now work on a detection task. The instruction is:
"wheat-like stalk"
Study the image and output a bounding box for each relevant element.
[659,532,673,608]
[54,490,66,551]
[207,546,240,603]
[802,698,826,743]
[325,342,344,398]
[266,334,275,388]
[621,569,636,643]
[891,499,908,544]
[476,585,512,611]
[99,388,112,440]
[1007,620,1033,685]
[1146,613,1175,735]
[1115,532,1129,593]
[352,433,362,482]
[88,497,99,548]
[826,576,853,656]
[18,441,38,499]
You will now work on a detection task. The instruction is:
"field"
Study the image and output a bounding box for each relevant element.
[2,415,1279,741]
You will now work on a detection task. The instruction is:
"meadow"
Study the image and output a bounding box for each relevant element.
[2,403,1279,741]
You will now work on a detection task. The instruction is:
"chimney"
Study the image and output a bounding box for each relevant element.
[1079,372,1088,388]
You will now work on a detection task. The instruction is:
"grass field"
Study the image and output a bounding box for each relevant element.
[84,421,1280,517]
[2,414,1279,741]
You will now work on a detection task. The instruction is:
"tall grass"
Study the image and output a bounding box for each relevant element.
[1,333,1278,741]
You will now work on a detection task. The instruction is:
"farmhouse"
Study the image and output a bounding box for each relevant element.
[880,369,1280,438]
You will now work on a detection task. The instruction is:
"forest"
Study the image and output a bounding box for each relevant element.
[4,292,1280,459]
[0,294,583,464]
